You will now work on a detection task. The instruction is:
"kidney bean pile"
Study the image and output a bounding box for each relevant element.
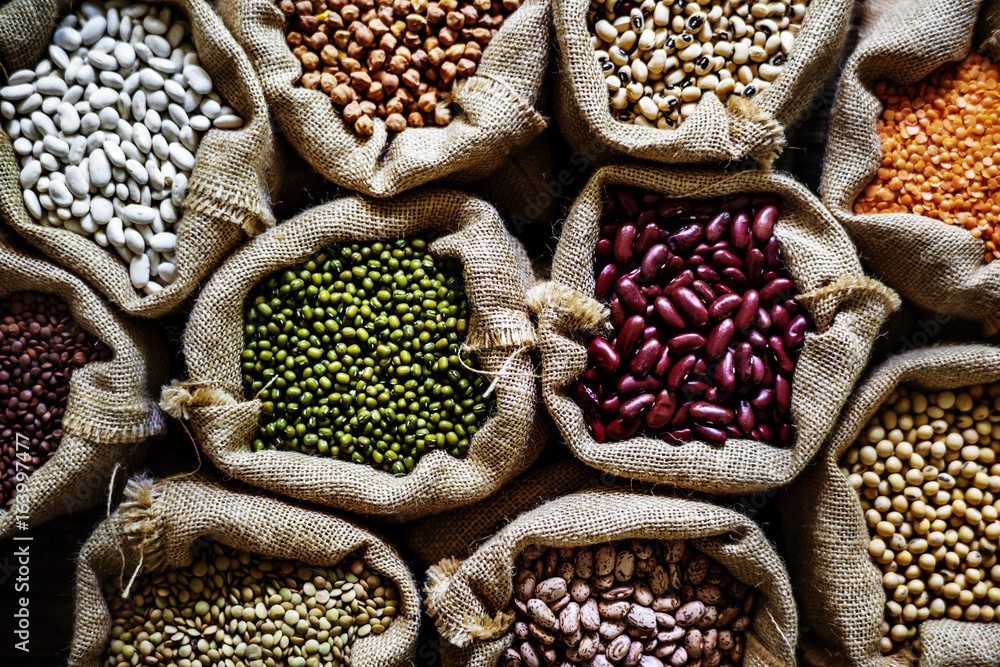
[504,539,756,667]
[1,291,108,508]
[571,187,811,447]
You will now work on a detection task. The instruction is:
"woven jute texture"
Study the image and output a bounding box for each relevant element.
[781,343,1000,667]
[164,189,547,518]
[218,0,549,198]
[69,473,421,667]
[425,487,799,667]
[821,0,1000,328]
[0,0,276,318]
[532,164,901,495]
[404,458,601,568]
[0,238,167,539]
[551,0,851,167]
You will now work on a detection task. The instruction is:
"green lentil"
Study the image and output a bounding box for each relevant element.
[242,235,494,474]
[102,541,399,667]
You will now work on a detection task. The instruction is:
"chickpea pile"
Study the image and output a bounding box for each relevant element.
[840,383,1000,653]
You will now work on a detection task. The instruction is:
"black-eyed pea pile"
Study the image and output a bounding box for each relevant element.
[840,384,1000,653]
[587,0,809,128]
[504,539,756,667]
[103,541,399,667]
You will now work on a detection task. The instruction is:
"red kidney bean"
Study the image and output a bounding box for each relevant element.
[654,346,673,376]
[588,337,620,372]
[694,264,721,284]
[635,222,660,256]
[690,401,734,424]
[657,199,689,218]
[763,237,781,268]
[703,211,731,243]
[670,287,709,327]
[734,343,753,383]
[596,263,618,299]
[582,366,606,385]
[666,354,697,390]
[784,314,808,349]
[736,401,754,434]
[669,333,706,354]
[601,395,622,416]
[621,393,656,419]
[755,307,771,332]
[750,355,766,384]
[744,248,764,283]
[690,280,716,305]
[670,401,692,428]
[654,296,686,331]
[729,212,750,249]
[658,255,685,282]
[637,207,657,227]
[642,191,662,207]
[575,383,600,414]
[610,296,625,330]
[705,319,735,360]
[687,254,707,269]
[694,424,727,443]
[774,373,791,413]
[641,284,663,299]
[615,187,639,216]
[692,357,708,376]
[721,194,751,211]
[615,315,646,357]
[617,277,647,313]
[645,389,678,428]
[714,283,737,296]
[720,267,748,292]
[750,388,773,410]
[665,269,695,294]
[596,238,613,264]
[667,224,703,254]
[733,290,758,331]
[607,416,643,440]
[643,325,661,341]
[762,270,779,282]
[708,294,742,321]
[615,223,638,265]
[751,205,778,242]
[747,330,767,350]
[585,414,606,442]
[770,304,790,331]
[631,338,663,377]
[759,277,794,306]
[775,423,794,446]
[619,374,664,395]
[640,245,670,282]
[715,349,736,392]
[768,336,795,374]
[662,429,690,445]
[711,249,743,271]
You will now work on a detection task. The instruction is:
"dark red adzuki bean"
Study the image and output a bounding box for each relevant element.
[572,188,813,448]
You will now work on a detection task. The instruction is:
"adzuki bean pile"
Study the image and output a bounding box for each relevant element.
[504,539,756,667]
[571,188,810,446]
[1,291,108,509]
[278,0,518,135]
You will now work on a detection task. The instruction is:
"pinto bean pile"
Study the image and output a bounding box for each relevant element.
[571,188,810,447]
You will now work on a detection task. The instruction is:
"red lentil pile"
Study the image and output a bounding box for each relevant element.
[855,53,1000,261]
[278,0,519,135]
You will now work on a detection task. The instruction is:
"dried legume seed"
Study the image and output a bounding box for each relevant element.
[587,0,810,128]
[506,539,755,666]
[278,0,519,135]
[855,53,1000,262]
[840,383,1000,653]
[572,187,810,447]
[102,540,399,666]
[0,291,108,509]
[242,235,493,474]
[0,0,244,293]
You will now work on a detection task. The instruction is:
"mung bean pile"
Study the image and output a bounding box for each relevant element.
[587,0,809,128]
[0,291,108,509]
[571,187,810,446]
[854,53,1000,262]
[102,540,399,667]
[278,0,518,135]
[841,383,1000,653]
[242,235,493,475]
[505,539,756,667]
[0,0,244,292]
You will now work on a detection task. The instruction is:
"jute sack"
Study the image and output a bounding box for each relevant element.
[424,487,799,667]
[552,0,852,167]
[162,188,548,518]
[821,0,1000,329]
[780,343,1000,667]
[404,457,603,568]
[0,237,168,539]
[217,0,549,198]
[531,164,901,495]
[70,473,421,667]
[0,0,276,318]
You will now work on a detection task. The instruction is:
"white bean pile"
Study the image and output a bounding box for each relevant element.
[0,0,243,294]
[588,0,808,129]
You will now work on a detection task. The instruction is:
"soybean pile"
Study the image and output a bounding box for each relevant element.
[572,187,810,447]
[103,540,399,667]
[242,235,493,475]
[841,383,1000,653]
[588,0,809,128]
[0,0,243,292]
[855,53,1000,262]
[505,539,756,667]
[0,291,108,509]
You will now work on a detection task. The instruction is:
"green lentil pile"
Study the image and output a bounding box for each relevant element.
[242,235,493,475]
[103,540,399,667]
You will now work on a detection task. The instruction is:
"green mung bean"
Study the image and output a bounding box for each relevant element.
[242,235,493,475]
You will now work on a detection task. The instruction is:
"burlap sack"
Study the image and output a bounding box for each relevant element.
[162,188,547,518]
[217,0,548,198]
[552,0,852,167]
[0,237,167,539]
[425,486,799,667]
[70,473,421,667]
[0,0,276,318]
[404,457,604,568]
[820,0,1000,329]
[531,164,901,495]
[781,343,1000,667]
